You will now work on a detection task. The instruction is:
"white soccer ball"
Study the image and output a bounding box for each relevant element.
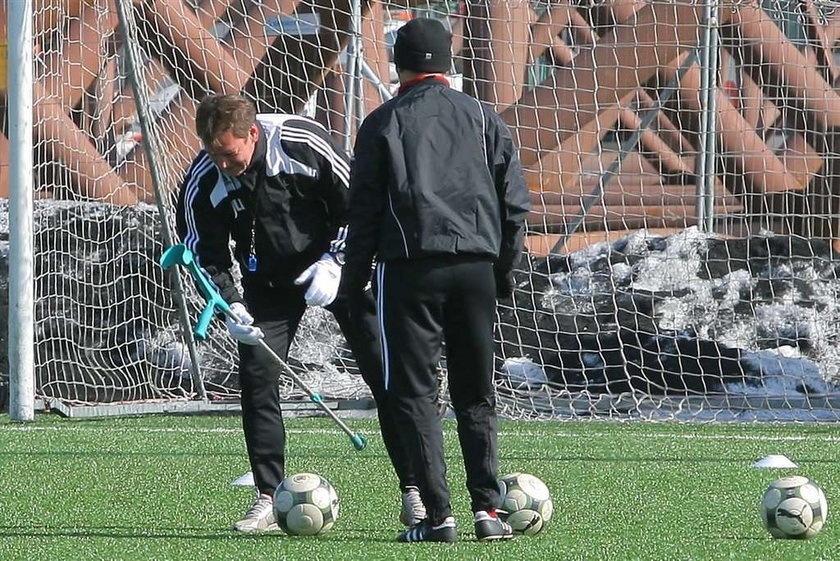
[497,472,554,535]
[760,475,828,539]
[273,472,340,536]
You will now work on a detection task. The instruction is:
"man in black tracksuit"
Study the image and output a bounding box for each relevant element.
[340,19,531,543]
[175,93,415,532]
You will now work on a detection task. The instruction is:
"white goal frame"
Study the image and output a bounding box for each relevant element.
[8,0,35,422]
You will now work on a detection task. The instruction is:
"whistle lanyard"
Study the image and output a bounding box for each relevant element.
[243,164,266,273]
[246,179,260,273]
[248,217,258,272]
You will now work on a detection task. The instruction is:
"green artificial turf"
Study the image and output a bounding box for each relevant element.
[0,413,837,560]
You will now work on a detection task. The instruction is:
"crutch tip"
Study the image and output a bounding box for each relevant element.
[351,435,367,451]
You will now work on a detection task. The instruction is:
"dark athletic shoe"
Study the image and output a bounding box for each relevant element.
[474,510,514,541]
[396,516,457,543]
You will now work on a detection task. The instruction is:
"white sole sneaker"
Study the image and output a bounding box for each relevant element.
[233,492,278,532]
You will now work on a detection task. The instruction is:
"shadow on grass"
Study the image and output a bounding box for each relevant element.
[0,451,244,458]
[0,450,391,459]
[0,525,398,544]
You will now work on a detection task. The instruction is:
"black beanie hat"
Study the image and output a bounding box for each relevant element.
[393,18,452,73]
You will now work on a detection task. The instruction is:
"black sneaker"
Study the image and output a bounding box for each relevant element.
[474,510,514,541]
[396,516,457,543]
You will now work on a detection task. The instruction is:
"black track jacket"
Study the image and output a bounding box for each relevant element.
[342,77,530,296]
[176,114,350,304]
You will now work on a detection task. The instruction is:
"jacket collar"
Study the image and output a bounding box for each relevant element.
[398,74,450,95]
[242,124,267,186]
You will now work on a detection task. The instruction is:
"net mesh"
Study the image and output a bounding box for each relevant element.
[6,0,840,419]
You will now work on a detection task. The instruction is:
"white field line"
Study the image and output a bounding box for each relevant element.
[1,425,839,443]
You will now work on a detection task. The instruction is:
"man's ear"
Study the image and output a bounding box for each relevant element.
[249,123,259,142]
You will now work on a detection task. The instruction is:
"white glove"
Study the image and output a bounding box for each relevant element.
[294,253,341,307]
[225,302,264,346]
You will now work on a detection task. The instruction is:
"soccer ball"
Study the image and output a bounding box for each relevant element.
[760,475,828,539]
[497,472,554,535]
[273,472,340,536]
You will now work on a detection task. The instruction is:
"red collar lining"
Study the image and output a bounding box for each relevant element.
[398,74,450,95]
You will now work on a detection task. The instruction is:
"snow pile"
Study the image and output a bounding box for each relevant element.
[498,227,840,405]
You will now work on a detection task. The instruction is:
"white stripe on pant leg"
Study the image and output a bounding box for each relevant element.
[376,262,391,390]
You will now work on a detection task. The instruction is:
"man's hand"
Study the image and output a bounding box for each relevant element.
[225,302,264,346]
[294,253,342,307]
[494,267,515,299]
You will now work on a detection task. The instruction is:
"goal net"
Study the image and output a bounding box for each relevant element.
[5,0,840,420]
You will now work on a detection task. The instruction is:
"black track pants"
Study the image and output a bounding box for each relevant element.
[240,283,307,496]
[376,256,501,521]
[331,294,417,491]
[240,282,415,495]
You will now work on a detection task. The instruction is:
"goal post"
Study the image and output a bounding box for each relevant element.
[7,0,35,422]
[113,0,207,401]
